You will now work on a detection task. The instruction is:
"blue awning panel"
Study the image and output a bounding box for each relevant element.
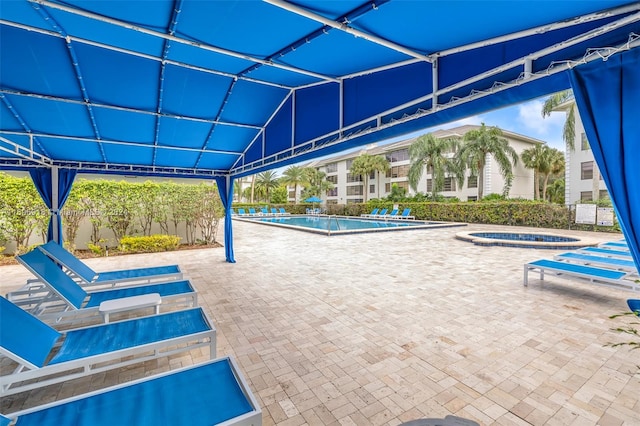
[38,137,105,163]
[92,108,156,144]
[206,126,261,154]
[102,143,153,166]
[157,116,213,150]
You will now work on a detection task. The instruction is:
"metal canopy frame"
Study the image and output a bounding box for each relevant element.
[1,1,639,178]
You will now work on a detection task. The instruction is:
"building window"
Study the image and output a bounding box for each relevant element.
[467,196,478,202]
[326,175,338,184]
[581,133,589,151]
[347,185,363,196]
[346,198,363,204]
[467,175,477,188]
[346,159,354,169]
[580,191,593,201]
[327,188,338,197]
[599,190,609,201]
[326,163,337,173]
[384,183,391,192]
[581,161,593,180]
[426,179,432,193]
[386,165,409,178]
[369,171,375,179]
[385,148,409,163]
[288,190,296,198]
[443,177,456,192]
[369,184,375,194]
[346,173,362,183]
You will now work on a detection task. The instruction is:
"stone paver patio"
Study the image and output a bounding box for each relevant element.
[1,221,639,425]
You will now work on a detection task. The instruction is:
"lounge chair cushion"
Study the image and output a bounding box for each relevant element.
[50,308,210,364]
[10,359,254,426]
[0,297,61,367]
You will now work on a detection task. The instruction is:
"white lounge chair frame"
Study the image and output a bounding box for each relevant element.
[0,304,216,397]
[3,357,260,426]
[524,259,640,292]
[9,250,197,325]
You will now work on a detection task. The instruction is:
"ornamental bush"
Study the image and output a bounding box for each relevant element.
[119,235,181,253]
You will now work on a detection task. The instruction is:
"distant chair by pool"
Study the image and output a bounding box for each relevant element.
[374,208,388,218]
[362,208,379,218]
[271,208,279,215]
[248,208,259,216]
[278,208,290,215]
[237,208,247,216]
[398,208,415,220]
[385,209,399,218]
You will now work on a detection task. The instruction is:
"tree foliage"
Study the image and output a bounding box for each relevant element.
[349,154,390,202]
[408,133,459,198]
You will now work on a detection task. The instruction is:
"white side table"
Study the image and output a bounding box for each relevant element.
[99,293,162,323]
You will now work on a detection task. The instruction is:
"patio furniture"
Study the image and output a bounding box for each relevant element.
[384,208,399,219]
[38,241,182,288]
[10,249,197,325]
[1,357,260,426]
[374,208,388,217]
[0,296,216,396]
[599,241,630,251]
[524,259,639,292]
[398,208,415,220]
[578,247,634,259]
[278,207,290,215]
[248,208,258,216]
[554,252,637,273]
[361,208,379,218]
[628,299,640,315]
[237,208,247,216]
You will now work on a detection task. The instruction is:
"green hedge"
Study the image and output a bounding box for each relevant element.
[119,235,181,253]
[323,201,618,232]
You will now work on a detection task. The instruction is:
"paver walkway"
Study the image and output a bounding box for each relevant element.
[1,222,639,425]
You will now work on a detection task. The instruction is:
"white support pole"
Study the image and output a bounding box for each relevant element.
[51,166,60,243]
[432,58,438,111]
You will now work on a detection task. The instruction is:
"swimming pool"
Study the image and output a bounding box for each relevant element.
[234,215,465,235]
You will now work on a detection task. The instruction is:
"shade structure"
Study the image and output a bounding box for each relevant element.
[304,196,322,203]
[1,1,639,262]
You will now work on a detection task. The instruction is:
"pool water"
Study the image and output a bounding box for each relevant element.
[235,215,465,235]
[468,232,579,243]
[455,231,596,249]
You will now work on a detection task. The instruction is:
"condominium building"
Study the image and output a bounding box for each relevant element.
[553,101,610,205]
[299,125,541,204]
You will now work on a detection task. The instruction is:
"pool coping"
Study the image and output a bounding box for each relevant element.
[455,230,602,249]
[233,214,467,235]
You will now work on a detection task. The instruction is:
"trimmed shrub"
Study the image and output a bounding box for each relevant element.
[119,235,181,253]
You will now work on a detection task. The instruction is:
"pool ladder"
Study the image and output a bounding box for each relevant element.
[327,215,340,235]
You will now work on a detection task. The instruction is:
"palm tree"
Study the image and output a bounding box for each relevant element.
[281,165,305,203]
[349,154,390,202]
[254,170,279,202]
[408,133,459,199]
[301,168,333,198]
[544,148,565,201]
[521,144,550,200]
[456,124,518,199]
[542,90,576,150]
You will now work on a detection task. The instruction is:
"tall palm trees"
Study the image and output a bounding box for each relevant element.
[254,170,279,202]
[456,124,519,199]
[350,154,390,202]
[301,168,333,199]
[521,144,564,200]
[408,133,459,199]
[281,166,305,203]
[542,90,575,150]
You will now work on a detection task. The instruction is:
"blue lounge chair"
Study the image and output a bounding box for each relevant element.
[374,208,388,217]
[362,208,379,218]
[37,241,182,288]
[261,207,269,215]
[11,250,197,325]
[271,207,279,215]
[237,208,247,216]
[248,208,258,216]
[279,207,290,215]
[385,209,399,218]
[578,247,634,259]
[524,259,639,292]
[628,299,640,315]
[554,252,637,273]
[599,241,630,251]
[2,356,260,426]
[0,296,216,396]
[398,208,415,220]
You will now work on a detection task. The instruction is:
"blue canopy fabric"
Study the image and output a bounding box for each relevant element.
[28,167,77,243]
[1,1,639,262]
[214,175,236,263]
[569,48,640,270]
[305,196,322,203]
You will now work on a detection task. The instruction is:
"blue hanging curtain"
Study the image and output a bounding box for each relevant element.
[29,167,78,243]
[568,48,640,269]
[214,175,236,263]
